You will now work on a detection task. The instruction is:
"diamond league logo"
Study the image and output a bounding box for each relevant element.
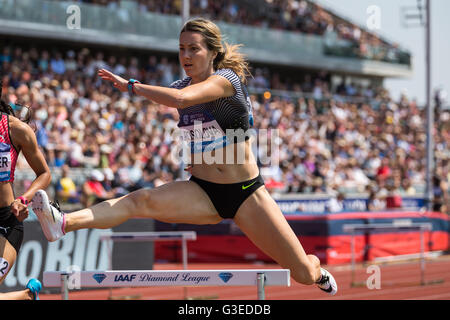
[93,273,107,284]
[218,272,233,283]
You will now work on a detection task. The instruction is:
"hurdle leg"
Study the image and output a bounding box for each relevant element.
[420,227,425,285]
[106,239,114,299]
[182,237,188,270]
[257,273,265,300]
[350,230,355,287]
[61,273,69,300]
[182,237,188,299]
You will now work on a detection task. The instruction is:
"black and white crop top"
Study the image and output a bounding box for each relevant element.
[170,69,253,153]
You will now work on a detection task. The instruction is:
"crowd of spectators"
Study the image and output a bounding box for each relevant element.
[1,44,448,213]
[58,0,409,65]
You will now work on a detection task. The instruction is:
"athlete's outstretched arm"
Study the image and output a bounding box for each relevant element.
[98,68,234,109]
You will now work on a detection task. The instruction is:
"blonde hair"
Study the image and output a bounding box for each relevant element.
[180,17,252,83]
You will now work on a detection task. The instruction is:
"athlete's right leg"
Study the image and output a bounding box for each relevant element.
[0,236,36,300]
[0,290,31,300]
[32,181,222,241]
[0,236,17,285]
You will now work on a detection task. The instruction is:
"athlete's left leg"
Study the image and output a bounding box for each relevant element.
[233,186,337,294]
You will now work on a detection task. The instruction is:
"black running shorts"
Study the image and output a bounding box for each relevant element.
[0,206,24,253]
[190,174,265,219]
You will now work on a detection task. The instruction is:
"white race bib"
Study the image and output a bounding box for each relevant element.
[0,142,12,182]
[178,112,227,153]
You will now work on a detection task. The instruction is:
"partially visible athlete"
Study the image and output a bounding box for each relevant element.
[0,81,51,300]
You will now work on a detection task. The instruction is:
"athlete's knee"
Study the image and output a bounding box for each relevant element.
[0,257,13,284]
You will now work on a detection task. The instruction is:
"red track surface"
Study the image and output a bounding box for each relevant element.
[39,255,450,300]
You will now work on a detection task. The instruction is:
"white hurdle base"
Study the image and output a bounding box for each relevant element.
[44,269,290,300]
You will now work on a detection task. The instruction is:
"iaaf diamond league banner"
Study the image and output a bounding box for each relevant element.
[0,218,154,292]
[43,269,290,288]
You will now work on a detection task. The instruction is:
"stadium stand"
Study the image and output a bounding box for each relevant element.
[58,0,410,65]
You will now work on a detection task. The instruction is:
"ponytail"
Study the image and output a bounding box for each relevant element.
[0,99,33,124]
[0,98,14,116]
[214,42,251,84]
[0,81,33,124]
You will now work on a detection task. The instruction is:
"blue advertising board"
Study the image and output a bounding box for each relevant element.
[275,197,426,215]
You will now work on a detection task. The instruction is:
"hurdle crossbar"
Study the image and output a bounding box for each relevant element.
[342,222,433,286]
[100,231,197,270]
[99,231,197,242]
[44,269,291,300]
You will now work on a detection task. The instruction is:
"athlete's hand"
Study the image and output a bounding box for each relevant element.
[98,69,128,92]
[11,200,29,222]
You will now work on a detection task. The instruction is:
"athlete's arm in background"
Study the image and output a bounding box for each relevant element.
[10,118,51,220]
[98,68,235,109]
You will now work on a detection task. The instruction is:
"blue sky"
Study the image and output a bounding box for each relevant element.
[315,0,449,106]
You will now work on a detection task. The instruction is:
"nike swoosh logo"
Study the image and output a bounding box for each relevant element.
[242,181,257,190]
[50,206,57,223]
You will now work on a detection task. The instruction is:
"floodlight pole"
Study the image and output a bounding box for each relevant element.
[403,1,433,211]
[180,0,190,81]
[179,0,190,180]
[425,0,433,211]
[182,0,190,23]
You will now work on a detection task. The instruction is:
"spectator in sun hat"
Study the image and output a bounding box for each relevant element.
[99,144,113,168]
[55,164,80,204]
[101,167,119,196]
[81,169,114,207]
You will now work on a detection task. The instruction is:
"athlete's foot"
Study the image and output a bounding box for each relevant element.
[315,268,338,295]
[31,190,66,242]
[26,278,42,300]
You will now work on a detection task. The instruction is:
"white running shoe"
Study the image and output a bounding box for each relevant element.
[32,190,66,242]
[316,268,338,295]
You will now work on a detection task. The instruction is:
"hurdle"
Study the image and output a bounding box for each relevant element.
[99,231,197,299]
[342,222,433,286]
[43,269,291,300]
[99,231,197,270]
